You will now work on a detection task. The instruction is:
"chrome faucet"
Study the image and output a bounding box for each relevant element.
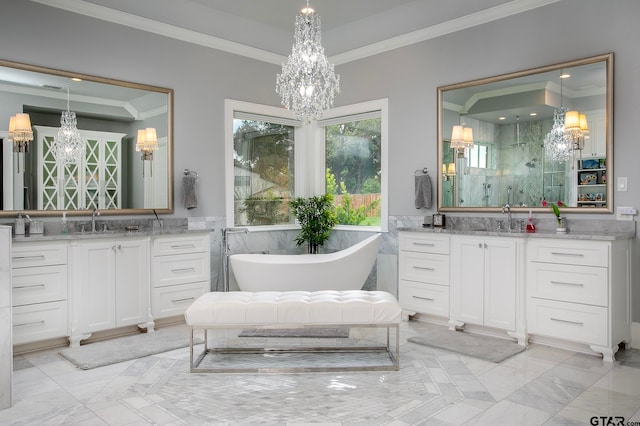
[91,208,100,233]
[502,203,513,231]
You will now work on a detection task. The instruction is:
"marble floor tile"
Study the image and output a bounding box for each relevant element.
[592,365,640,396]
[559,386,640,420]
[464,399,551,425]
[3,321,639,425]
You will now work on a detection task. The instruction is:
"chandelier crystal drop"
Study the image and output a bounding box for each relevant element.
[276,2,340,123]
[544,107,572,162]
[52,88,84,164]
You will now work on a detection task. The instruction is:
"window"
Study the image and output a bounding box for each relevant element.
[467,144,489,169]
[225,99,387,231]
[319,109,384,228]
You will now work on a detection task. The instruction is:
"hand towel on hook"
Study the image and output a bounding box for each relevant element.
[183,174,198,210]
[414,171,432,209]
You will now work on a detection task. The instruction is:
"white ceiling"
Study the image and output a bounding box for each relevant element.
[32,0,562,65]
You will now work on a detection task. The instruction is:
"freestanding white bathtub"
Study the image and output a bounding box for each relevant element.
[229,233,381,291]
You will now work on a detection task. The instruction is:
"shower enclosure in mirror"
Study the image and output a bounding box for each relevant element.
[437,53,613,213]
[0,59,173,217]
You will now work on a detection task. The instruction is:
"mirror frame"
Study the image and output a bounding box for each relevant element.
[0,58,174,217]
[437,53,613,214]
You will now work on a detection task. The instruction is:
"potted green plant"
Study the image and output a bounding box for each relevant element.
[289,194,337,254]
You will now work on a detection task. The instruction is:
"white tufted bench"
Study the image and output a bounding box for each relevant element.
[184,290,401,373]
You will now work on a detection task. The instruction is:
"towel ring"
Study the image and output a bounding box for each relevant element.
[414,168,428,175]
[184,169,198,178]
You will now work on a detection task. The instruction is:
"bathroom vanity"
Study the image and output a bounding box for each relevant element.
[10,230,211,349]
[398,228,632,361]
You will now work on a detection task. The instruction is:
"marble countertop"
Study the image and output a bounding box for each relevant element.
[397,226,635,241]
[12,227,211,243]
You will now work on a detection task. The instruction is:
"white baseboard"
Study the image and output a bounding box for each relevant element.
[632,322,640,349]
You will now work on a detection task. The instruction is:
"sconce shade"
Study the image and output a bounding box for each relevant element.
[463,127,474,147]
[450,125,465,148]
[564,110,580,131]
[447,162,456,175]
[8,113,34,153]
[136,128,158,156]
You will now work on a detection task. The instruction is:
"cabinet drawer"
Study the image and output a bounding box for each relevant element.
[12,243,67,268]
[152,234,210,256]
[399,233,449,254]
[399,252,449,285]
[12,265,67,306]
[527,239,608,267]
[152,281,209,319]
[13,301,68,345]
[527,262,608,307]
[399,281,449,317]
[527,298,607,346]
[152,252,210,287]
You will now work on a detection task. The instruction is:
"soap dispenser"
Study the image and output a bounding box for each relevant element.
[526,210,536,233]
[15,213,25,235]
[61,212,69,235]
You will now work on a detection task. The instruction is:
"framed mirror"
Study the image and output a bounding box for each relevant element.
[437,53,613,213]
[0,59,173,217]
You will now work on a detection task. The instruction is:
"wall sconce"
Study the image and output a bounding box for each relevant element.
[136,127,158,177]
[450,125,474,158]
[8,113,34,173]
[442,162,456,180]
[8,113,33,153]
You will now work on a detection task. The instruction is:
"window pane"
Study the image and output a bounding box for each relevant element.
[233,119,295,226]
[325,117,381,227]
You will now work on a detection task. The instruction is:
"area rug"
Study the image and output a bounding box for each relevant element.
[59,325,201,370]
[238,328,349,338]
[408,328,525,363]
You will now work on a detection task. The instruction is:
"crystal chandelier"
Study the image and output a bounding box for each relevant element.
[52,87,84,164]
[544,106,571,162]
[276,1,340,123]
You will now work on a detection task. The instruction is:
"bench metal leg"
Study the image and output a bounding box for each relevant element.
[188,323,400,373]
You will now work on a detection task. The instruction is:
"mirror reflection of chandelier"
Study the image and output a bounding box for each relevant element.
[52,87,84,165]
[544,72,589,162]
[275,1,340,123]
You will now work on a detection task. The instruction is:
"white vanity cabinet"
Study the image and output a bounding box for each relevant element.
[151,233,211,319]
[73,237,151,342]
[449,236,519,333]
[11,241,68,345]
[526,238,631,361]
[398,232,450,320]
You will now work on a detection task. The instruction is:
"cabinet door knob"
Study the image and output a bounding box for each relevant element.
[478,243,482,248]
[112,245,116,251]
[117,244,122,250]
[484,243,488,249]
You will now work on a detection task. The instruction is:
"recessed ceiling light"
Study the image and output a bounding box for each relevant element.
[498,116,506,120]
[71,77,82,82]
[559,73,571,79]
[530,112,537,116]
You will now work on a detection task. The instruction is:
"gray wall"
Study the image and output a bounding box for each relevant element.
[1,0,639,320]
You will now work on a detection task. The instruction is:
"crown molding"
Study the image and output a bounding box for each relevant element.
[31,0,562,66]
[29,0,286,65]
[331,0,563,65]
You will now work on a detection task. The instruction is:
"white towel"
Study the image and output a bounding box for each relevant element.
[183,175,198,210]
[415,174,432,209]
